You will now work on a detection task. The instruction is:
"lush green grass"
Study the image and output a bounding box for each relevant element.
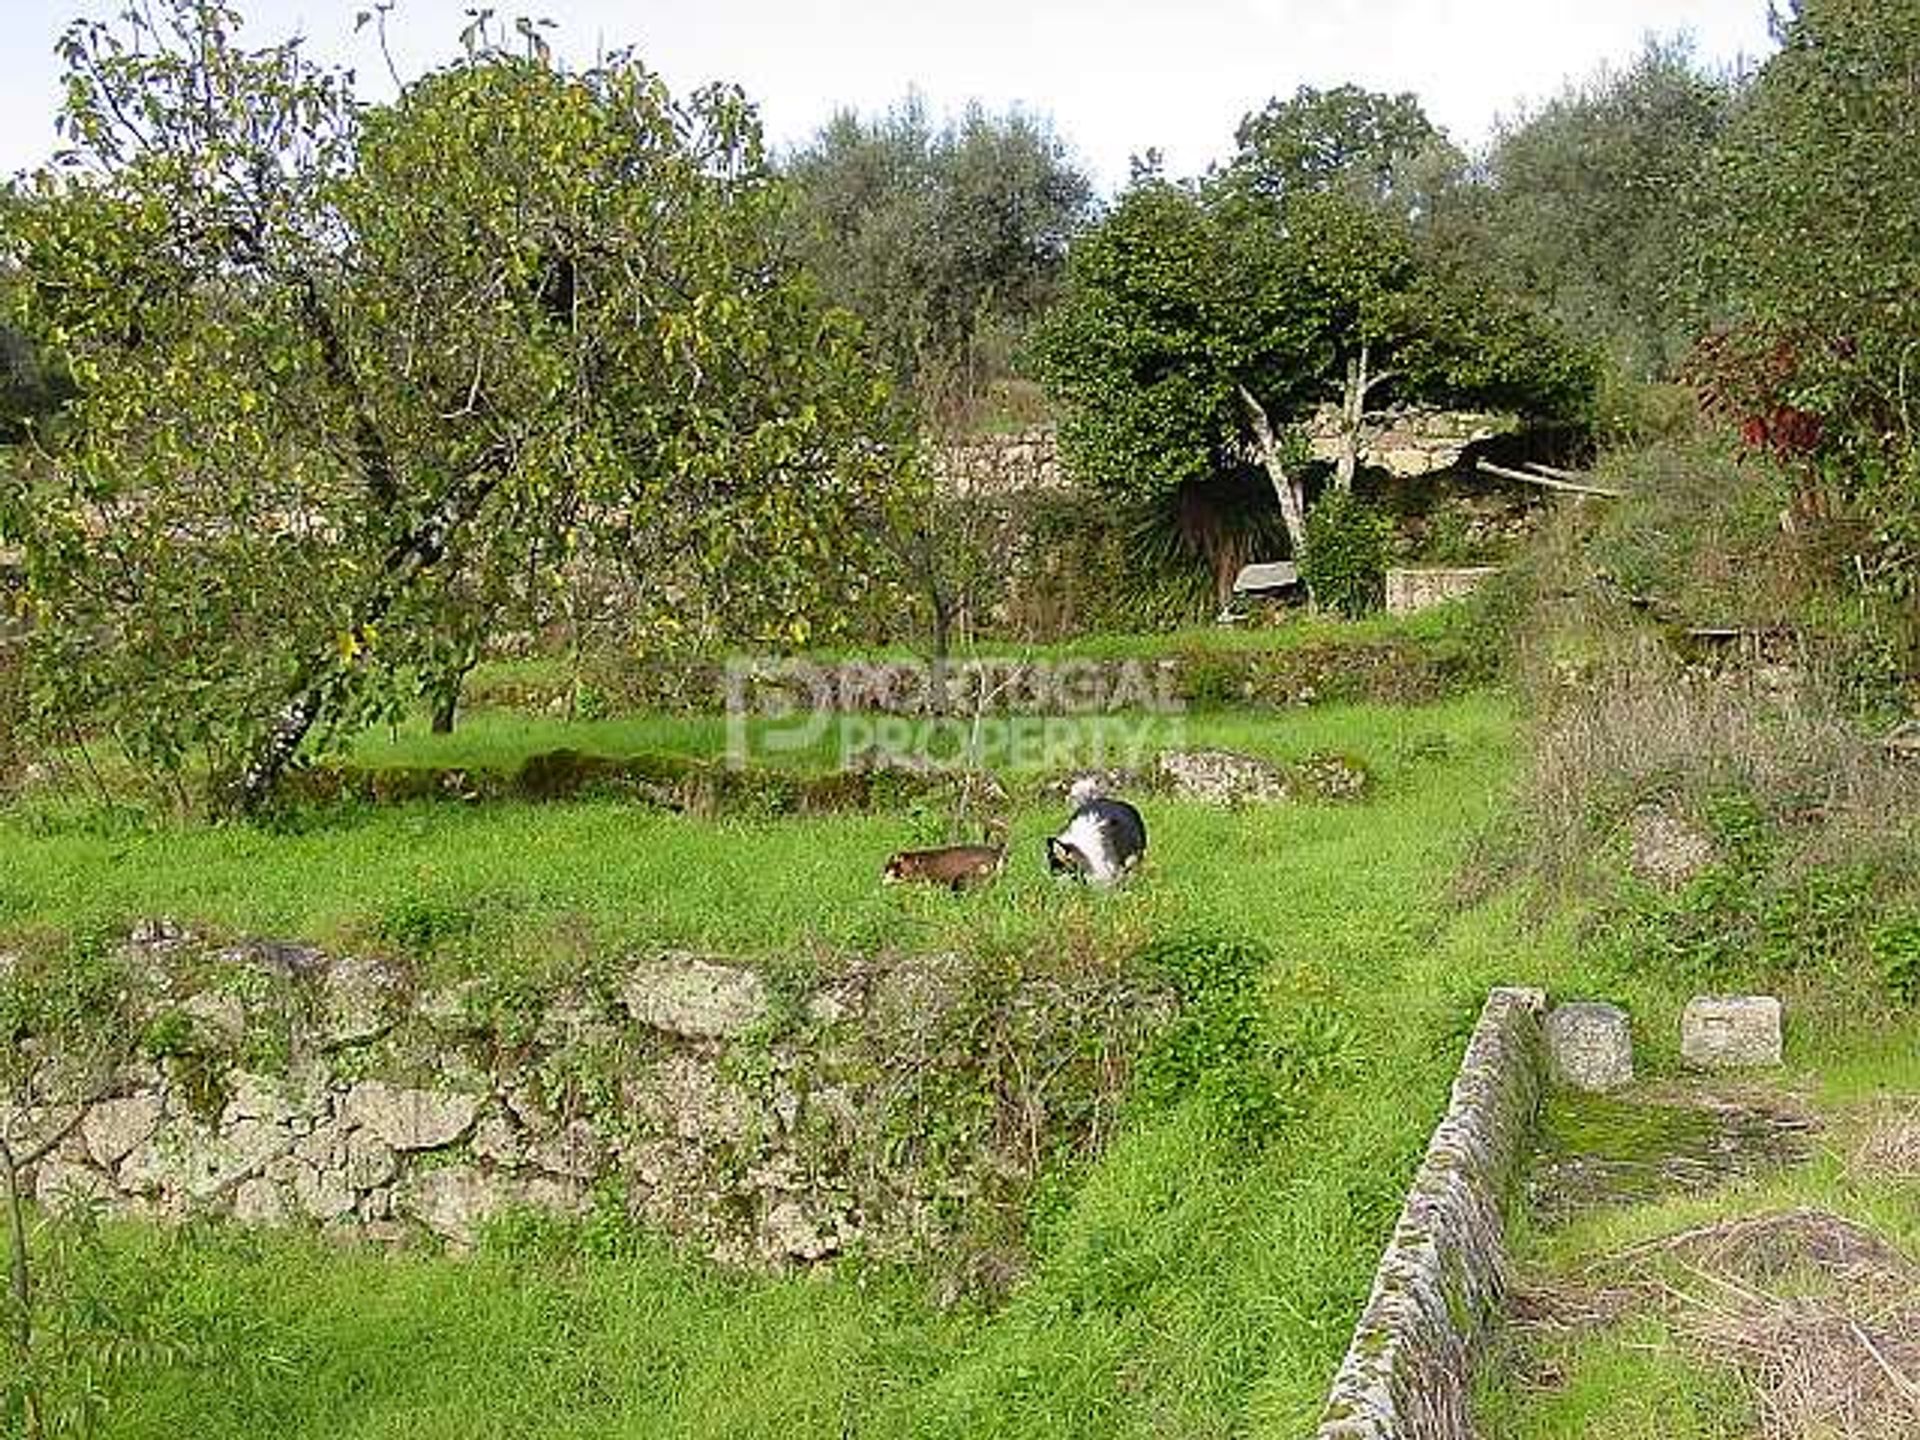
[0,688,1566,1438]
[13,683,1881,1439]
[3,700,1502,969]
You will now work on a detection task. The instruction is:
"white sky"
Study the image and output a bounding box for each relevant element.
[0,1,1778,191]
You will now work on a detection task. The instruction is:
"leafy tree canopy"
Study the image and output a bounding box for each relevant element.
[1476,35,1736,381]
[1688,0,1920,451]
[782,95,1094,423]
[1225,83,1466,225]
[0,1,906,809]
[1039,90,1596,569]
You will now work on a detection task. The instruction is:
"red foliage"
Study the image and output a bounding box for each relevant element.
[1683,328,1826,460]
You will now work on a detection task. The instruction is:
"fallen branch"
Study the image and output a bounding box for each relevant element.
[1476,458,1623,498]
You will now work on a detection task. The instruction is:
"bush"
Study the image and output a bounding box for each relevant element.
[1300,490,1390,618]
[1873,913,1920,1006]
[1130,932,1361,1147]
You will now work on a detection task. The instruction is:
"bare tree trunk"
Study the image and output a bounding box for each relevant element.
[236,450,511,813]
[1237,385,1309,566]
[1333,342,1395,494]
[1335,344,1367,492]
[429,648,478,736]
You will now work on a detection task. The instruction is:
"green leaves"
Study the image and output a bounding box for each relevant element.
[3,1,906,810]
[782,97,1094,423]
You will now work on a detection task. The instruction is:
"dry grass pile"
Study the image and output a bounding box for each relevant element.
[1519,629,1918,879]
[1848,1100,1920,1183]
[1521,1208,1920,1439]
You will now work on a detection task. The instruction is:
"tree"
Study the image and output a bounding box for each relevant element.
[1688,0,1920,452]
[1227,83,1465,223]
[1038,116,1595,592]
[782,96,1094,424]
[0,2,905,810]
[1476,36,1735,381]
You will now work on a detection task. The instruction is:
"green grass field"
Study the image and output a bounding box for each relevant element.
[0,688,1550,1437]
[1,700,1497,971]
[7,681,1909,1438]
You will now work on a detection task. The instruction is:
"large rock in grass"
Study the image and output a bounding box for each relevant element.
[1682,995,1783,1069]
[1629,806,1715,888]
[1153,749,1293,804]
[1545,1002,1634,1092]
[621,953,768,1040]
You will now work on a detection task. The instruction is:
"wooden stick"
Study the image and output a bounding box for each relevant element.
[1475,458,1624,498]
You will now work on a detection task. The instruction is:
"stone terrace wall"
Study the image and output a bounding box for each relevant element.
[1316,986,1548,1439]
[1384,567,1502,616]
[929,426,1064,496]
[3,926,1165,1275]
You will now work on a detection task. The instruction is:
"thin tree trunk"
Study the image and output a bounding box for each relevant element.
[1334,342,1395,494]
[430,649,478,736]
[929,599,955,716]
[4,1137,42,1440]
[236,450,510,812]
[1237,384,1310,567]
[1335,344,1367,492]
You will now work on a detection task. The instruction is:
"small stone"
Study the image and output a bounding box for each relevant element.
[1629,806,1716,888]
[233,1178,286,1224]
[292,1161,356,1221]
[342,1081,479,1151]
[620,954,768,1040]
[1682,995,1783,1069]
[182,990,247,1046]
[33,1159,112,1212]
[293,1118,349,1170]
[82,1094,164,1169]
[343,1128,400,1191]
[1546,1002,1634,1091]
[319,957,401,1046]
[470,1114,527,1167]
[530,1120,605,1180]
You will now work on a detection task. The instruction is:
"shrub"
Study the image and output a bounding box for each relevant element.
[1130,932,1351,1147]
[1872,913,1920,1006]
[1301,490,1390,618]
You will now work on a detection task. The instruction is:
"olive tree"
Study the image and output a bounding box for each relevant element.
[0,2,906,808]
[782,96,1094,424]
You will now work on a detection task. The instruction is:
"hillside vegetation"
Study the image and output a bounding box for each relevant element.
[2,2,1918,1438]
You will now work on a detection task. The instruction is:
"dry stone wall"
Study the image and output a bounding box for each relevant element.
[929,426,1064,496]
[1383,567,1501,616]
[1316,986,1548,1440]
[3,925,1166,1273]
